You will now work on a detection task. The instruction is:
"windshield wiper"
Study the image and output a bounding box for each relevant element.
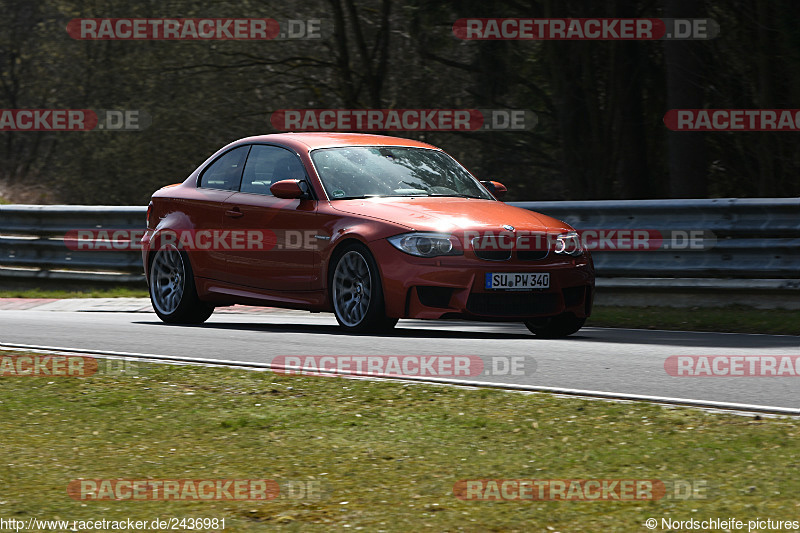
[334,194,389,200]
[428,193,484,199]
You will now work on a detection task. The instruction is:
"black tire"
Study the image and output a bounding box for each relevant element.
[524,313,586,338]
[148,246,214,324]
[329,243,397,333]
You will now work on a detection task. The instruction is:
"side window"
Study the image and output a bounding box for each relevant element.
[198,145,250,191]
[240,145,307,195]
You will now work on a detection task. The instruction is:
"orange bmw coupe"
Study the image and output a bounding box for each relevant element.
[143,133,594,337]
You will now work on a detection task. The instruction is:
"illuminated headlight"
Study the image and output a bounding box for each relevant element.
[387,233,461,258]
[554,231,583,256]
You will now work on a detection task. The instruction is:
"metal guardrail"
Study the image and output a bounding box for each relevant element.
[0,205,146,284]
[510,198,800,280]
[0,200,798,306]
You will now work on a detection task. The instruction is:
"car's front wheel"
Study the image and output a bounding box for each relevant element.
[330,243,397,333]
[524,313,585,338]
[149,246,214,324]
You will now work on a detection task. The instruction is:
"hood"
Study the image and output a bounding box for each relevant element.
[330,196,573,233]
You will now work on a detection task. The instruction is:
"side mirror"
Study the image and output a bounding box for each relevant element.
[481,180,508,200]
[270,179,309,199]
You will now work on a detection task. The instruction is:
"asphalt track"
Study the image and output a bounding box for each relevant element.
[0,302,797,413]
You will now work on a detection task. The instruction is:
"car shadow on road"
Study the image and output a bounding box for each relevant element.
[135,320,536,340]
[133,320,800,347]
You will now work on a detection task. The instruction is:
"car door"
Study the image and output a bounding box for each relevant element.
[221,144,322,291]
[185,144,250,281]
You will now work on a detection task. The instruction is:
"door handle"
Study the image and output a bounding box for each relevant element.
[225,207,244,218]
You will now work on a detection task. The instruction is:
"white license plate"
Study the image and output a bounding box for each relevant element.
[485,272,550,290]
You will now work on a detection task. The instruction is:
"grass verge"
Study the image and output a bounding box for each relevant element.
[0,287,148,299]
[0,353,797,531]
[589,305,800,336]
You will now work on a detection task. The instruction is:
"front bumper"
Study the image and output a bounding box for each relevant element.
[372,240,595,321]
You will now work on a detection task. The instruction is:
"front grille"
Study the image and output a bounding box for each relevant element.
[516,235,549,261]
[471,235,549,261]
[474,249,512,261]
[467,292,559,317]
[517,250,549,261]
[471,237,512,261]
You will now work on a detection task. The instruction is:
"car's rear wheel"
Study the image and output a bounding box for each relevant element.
[149,246,214,324]
[524,313,585,338]
[331,244,397,333]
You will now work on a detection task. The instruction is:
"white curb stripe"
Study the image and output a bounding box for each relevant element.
[1,342,797,416]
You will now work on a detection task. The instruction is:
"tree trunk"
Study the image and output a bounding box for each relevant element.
[663,0,708,198]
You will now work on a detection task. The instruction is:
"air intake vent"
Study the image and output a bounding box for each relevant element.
[467,292,559,316]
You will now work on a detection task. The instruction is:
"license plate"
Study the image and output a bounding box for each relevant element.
[485,272,550,290]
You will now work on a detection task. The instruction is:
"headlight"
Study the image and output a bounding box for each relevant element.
[387,233,462,258]
[554,231,583,256]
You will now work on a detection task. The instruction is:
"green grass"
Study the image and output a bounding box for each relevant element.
[589,305,800,335]
[0,195,9,205]
[0,355,797,531]
[0,286,148,298]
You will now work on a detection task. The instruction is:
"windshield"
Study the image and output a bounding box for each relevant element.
[310,146,494,200]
